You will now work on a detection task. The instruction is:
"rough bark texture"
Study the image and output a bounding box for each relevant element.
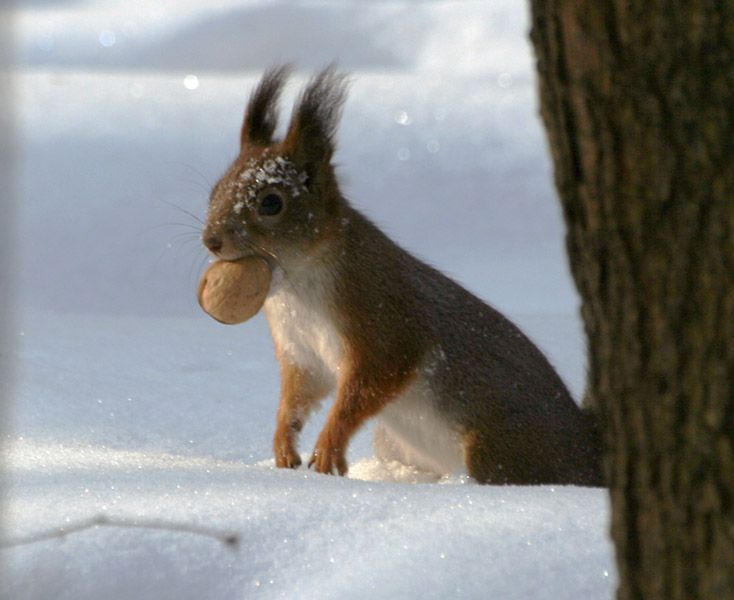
[528,2,734,599]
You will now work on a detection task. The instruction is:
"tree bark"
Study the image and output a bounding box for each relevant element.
[528,2,734,599]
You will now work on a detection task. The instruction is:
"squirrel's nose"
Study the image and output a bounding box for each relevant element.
[203,233,223,253]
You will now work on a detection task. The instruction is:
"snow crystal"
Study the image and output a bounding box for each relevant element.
[98,29,116,47]
[224,156,307,213]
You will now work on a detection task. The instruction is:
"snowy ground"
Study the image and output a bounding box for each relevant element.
[3,1,615,598]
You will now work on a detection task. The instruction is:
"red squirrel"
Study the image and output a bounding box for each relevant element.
[202,65,602,485]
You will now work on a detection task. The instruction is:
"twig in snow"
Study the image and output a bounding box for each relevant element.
[0,514,240,550]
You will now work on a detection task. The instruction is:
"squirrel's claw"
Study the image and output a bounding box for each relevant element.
[309,446,348,476]
[273,434,302,469]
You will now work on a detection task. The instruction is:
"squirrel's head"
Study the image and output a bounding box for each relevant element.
[203,64,349,265]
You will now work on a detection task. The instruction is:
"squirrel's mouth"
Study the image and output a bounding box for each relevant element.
[212,250,260,263]
[201,228,277,269]
[203,246,236,261]
[202,235,263,262]
[219,249,277,273]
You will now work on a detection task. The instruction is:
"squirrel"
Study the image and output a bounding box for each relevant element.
[202,65,603,486]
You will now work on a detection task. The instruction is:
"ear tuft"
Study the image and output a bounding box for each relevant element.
[241,64,292,148]
[285,64,350,169]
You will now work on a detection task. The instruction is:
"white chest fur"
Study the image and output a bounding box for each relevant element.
[264,264,463,479]
[264,265,343,385]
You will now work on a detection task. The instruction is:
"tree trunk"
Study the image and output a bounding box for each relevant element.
[527,3,734,599]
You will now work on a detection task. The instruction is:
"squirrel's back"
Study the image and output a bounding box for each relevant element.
[327,206,602,484]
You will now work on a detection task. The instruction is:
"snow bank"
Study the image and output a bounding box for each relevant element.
[3,310,613,600]
[5,438,613,600]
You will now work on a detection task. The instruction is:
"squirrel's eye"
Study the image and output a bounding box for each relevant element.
[258,193,283,216]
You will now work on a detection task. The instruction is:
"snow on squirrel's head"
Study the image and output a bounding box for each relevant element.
[203,64,349,264]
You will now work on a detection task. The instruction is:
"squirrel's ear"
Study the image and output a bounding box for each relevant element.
[284,64,349,178]
[241,64,291,148]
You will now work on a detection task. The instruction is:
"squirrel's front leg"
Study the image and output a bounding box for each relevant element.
[309,365,414,476]
[273,358,330,469]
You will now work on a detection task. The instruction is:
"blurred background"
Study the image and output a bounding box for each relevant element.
[13,0,578,319]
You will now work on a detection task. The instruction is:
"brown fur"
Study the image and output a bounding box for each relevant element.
[202,65,603,486]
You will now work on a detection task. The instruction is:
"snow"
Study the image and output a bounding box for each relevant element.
[3,1,616,598]
[227,155,309,215]
[5,314,613,600]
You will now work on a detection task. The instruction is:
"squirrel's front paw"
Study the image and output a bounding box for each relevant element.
[273,432,302,469]
[308,442,348,476]
[275,449,302,469]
